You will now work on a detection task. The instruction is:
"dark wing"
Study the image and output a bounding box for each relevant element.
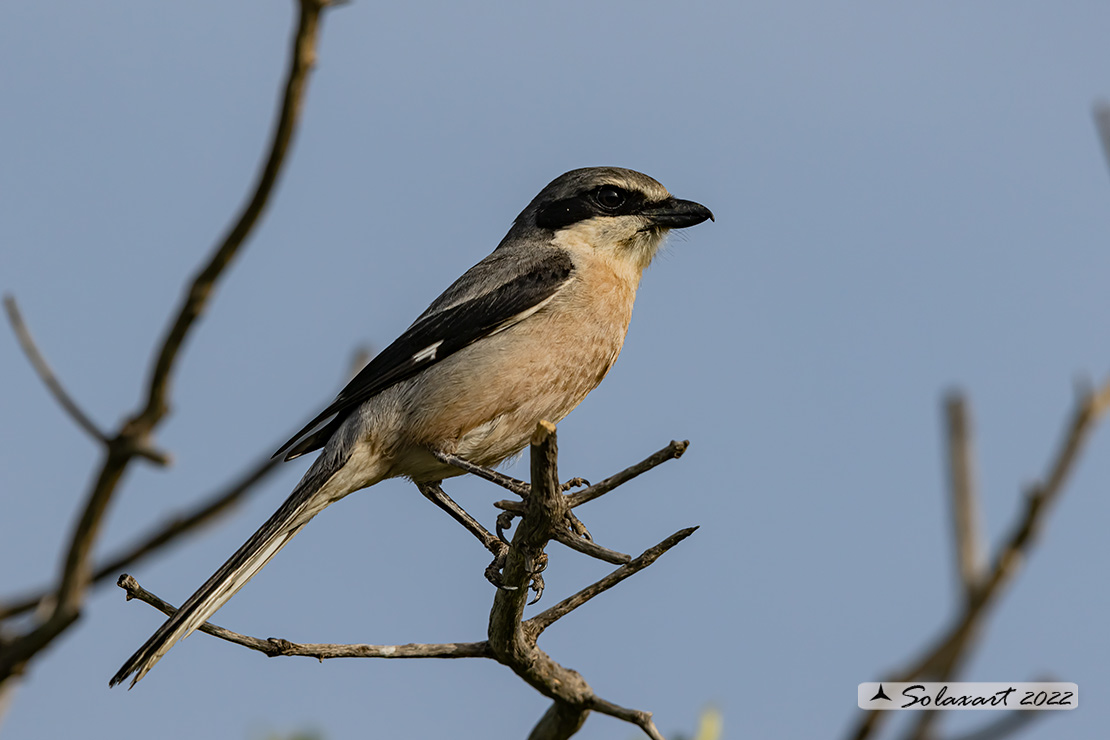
[272,251,575,461]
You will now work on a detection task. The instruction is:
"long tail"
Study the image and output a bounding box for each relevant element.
[110,460,344,688]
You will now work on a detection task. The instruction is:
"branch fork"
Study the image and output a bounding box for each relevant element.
[119,422,695,740]
[0,0,335,684]
[849,377,1110,740]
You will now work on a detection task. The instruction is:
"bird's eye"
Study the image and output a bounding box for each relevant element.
[593,186,626,210]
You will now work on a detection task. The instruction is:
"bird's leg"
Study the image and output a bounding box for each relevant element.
[425,453,594,590]
[415,481,514,589]
[429,450,530,497]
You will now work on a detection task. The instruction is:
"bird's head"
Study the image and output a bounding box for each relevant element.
[516,167,713,271]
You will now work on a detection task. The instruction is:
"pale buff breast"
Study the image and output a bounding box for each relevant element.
[374,254,640,480]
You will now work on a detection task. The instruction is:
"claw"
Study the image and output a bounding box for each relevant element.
[565,510,592,541]
[531,551,549,575]
[524,552,548,604]
[496,511,515,544]
[528,573,545,604]
[484,542,517,590]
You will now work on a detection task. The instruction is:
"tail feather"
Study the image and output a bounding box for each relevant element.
[110,463,340,688]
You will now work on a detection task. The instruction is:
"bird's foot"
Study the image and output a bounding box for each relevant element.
[564,509,592,541]
[484,517,549,600]
[483,539,516,590]
[526,552,548,604]
[560,476,589,492]
[495,511,515,544]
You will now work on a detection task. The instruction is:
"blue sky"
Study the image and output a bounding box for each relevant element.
[2,2,1109,739]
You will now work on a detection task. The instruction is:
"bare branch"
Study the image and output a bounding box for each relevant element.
[586,697,665,740]
[494,439,690,515]
[133,0,331,431]
[0,452,281,621]
[551,529,630,564]
[847,378,1110,740]
[55,0,331,628]
[110,420,692,739]
[565,440,688,508]
[527,527,697,636]
[483,422,686,739]
[116,575,490,660]
[3,295,109,447]
[943,391,986,600]
[0,0,334,686]
[528,702,589,740]
[1093,101,1110,174]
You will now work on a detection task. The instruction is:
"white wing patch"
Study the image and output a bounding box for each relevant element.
[412,340,445,363]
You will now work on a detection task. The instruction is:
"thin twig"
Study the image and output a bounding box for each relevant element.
[0,0,334,685]
[111,420,692,740]
[527,527,697,636]
[0,342,368,623]
[3,295,108,446]
[133,0,330,431]
[944,391,986,601]
[57,0,331,629]
[494,441,689,515]
[551,530,630,564]
[1093,101,1110,175]
[586,697,665,740]
[0,452,281,621]
[117,575,490,660]
[847,378,1110,740]
[566,441,688,508]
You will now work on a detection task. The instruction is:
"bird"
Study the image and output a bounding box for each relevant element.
[110,166,713,688]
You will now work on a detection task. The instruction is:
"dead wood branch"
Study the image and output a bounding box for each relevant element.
[0,0,334,685]
[526,527,696,637]
[1,343,377,623]
[1094,101,1110,173]
[494,440,689,515]
[0,451,280,621]
[3,296,120,454]
[944,392,986,601]
[848,377,1110,740]
[118,422,693,739]
[566,440,689,508]
[116,575,490,661]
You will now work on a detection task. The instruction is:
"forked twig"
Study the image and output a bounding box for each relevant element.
[944,391,986,600]
[0,452,281,621]
[3,296,109,448]
[566,440,688,508]
[849,378,1110,740]
[117,575,490,661]
[119,422,694,740]
[0,0,335,684]
[527,527,696,636]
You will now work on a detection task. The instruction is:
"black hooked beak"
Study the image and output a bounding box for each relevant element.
[642,197,714,229]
